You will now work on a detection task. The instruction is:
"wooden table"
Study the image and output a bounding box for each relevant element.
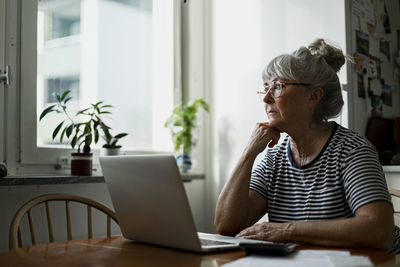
[0,236,397,267]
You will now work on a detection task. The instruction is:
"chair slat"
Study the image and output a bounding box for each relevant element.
[27,209,36,245]
[9,194,119,250]
[389,188,400,198]
[87,205,93,238]
[107,216,111,237]
[65,200,72,240]
[17,227,22,248]
[45,201,54,242]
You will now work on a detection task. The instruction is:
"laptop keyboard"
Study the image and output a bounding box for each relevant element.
[200,238,235,246]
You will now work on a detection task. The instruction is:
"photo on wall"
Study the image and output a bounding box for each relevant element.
[356,30,370,55]
[380,38,390,61]
[357,74,366,98]
[382,83,392,106]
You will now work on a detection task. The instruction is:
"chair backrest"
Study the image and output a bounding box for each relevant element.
[389,188,400,226]
[389,188,400,199]
[9,194,119,250]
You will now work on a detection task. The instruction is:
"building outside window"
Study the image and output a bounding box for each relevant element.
[35,0,174,157]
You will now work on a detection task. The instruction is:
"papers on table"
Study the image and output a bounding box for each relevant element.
[223,250,373,267]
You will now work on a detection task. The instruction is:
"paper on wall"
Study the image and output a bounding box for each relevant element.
[365,0,376,25]
[379,38,390,61]
[352,0,375,25]
[352,0,369,19]
[369,37,380,56]
[370,78,382,95]
[360,18,371,34]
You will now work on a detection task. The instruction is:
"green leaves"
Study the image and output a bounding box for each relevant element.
[165,98,210,154]
[60,90,71,102]
[66,124,74,138]
[52,121,64,139]
[39,90,128,153]
[114,133,128,139]
[39,105,56,121]
[76,107,90,116]
[101,105,113,109]
[101,131,129,148]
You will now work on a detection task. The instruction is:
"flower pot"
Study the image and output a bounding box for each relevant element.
[71,153,93,176]
[0,162,7,178]
[101,147,121,156]
[176,154,194,173]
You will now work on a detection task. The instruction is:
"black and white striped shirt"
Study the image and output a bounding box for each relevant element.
[249,122,400,254]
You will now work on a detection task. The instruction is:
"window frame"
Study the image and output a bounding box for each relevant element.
[3,0,21,175]
[0,0,6,164]
[14,0,182,174]
[20,0,72,166]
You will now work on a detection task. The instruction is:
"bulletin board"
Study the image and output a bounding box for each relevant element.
[351,0,400,117]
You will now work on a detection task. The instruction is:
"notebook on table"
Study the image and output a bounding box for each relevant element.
[100,154,293,253]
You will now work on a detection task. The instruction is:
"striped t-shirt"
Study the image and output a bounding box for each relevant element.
[249,122,400,253]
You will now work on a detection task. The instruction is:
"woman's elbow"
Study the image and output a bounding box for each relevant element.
[214,218,241,236]
[364,220,395,250]
[375,226,395,250]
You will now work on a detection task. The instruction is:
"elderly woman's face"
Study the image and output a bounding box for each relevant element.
[263,78,313,130]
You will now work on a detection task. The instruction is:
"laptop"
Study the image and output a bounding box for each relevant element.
[100,154,288,253]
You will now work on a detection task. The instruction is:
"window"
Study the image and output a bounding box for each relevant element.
[41,0,81,41]
[19,0,176,167]
[44,76,80,104]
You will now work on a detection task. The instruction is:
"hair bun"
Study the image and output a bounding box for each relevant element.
[308,38,345,73]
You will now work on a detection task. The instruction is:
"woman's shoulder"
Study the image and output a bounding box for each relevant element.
[331,123,376,153]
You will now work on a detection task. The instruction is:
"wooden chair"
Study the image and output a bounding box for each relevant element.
[389,188,400,199]
[389,189,400,226]
[9,194,119,250]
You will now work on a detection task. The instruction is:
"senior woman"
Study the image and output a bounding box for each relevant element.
[214,39,400,253]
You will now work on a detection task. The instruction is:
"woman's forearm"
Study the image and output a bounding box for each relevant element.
[287,215,394,250]
[215,123,281,235]
[214,151,257,235]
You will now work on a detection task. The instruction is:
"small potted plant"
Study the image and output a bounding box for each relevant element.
[164,98,209,172]
[39,90,122,175]
[101,126,128,156]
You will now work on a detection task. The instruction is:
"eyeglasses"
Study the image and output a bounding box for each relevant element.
[257,81,313,98]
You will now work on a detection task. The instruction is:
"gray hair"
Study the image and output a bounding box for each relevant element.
[262,39,345,123]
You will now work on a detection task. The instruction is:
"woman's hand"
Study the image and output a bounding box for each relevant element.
[236,202,395,249]
[244,123,281,156]
[236,222,292,243]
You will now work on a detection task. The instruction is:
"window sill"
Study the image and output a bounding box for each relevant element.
[0,173,205,186]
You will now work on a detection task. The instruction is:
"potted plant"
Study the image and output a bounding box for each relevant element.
[164,98,209,172]
[39,90,121,175]
[101,127,128,156]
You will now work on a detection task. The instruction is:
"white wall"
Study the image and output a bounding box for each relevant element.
[176,0,349,233]
[212,0,347,193]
